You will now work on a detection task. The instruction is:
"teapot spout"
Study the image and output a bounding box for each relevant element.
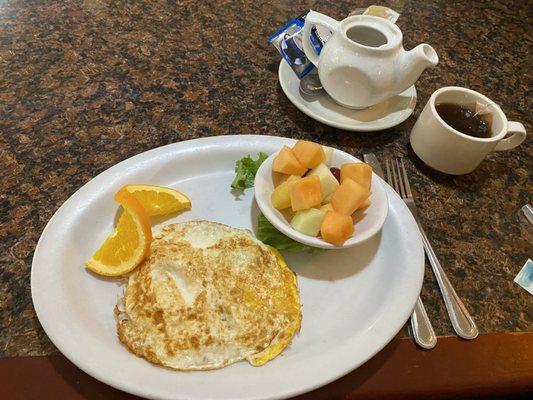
[398,44,438,90]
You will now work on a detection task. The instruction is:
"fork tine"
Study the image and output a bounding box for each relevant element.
[400,158,413,198]
[386,159,394,189]
[390,158,401,194]
[390,158,397,192]
[395,159,407,198]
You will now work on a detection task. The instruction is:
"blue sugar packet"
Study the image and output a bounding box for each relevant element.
[268,11,324,78]
[514,259,533,295]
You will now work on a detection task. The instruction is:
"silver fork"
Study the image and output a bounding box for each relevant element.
[386,158,479,340]
[365,153,436,349]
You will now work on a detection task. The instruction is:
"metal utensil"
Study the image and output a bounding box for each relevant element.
[362,153,384,179]
[386,158,479,340]
[521,204,533,226]
[366,153,436,350]
[299,70,323,96]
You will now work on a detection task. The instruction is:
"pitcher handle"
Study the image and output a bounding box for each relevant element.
[494,121,526,151]
[302,10,340,66]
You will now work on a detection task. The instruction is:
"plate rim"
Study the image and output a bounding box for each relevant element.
[31,135,424,400]
[278,60,417,132]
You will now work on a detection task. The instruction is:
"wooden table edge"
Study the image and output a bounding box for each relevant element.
[1,332,532,399]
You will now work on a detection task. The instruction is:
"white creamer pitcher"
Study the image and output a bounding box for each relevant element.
[302,10,439,109]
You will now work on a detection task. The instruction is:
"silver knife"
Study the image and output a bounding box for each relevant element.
[362,153,384,179]
[363,153,437,350]
[522,204,533,226]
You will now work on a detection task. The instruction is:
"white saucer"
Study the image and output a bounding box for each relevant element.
[278,60,417,132]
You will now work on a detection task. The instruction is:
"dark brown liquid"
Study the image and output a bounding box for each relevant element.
[435,103,491,138]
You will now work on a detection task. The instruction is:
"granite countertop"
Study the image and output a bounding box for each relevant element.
[0,0,531,357]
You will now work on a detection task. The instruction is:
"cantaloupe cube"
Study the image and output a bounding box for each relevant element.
[359,198,371,210]
[271,178,299,210]
[289,175,322,211]
[330,178,370,215]
[291,208,325,236]
[292,140,325,169]
[340,163,372,190]
[272,171,286,187]
[307,163,339,198]
[320,211,354,246]
[272,146,307,176]
[320,203,334,213]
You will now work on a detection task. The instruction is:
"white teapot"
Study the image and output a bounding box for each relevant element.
[302,10,438,109]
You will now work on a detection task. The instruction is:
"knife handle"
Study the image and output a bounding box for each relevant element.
[410,296,437,349]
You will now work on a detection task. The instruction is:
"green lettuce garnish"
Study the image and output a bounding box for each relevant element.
[257,213,323,253]
[231,152,268,190]
[230,152,321,253]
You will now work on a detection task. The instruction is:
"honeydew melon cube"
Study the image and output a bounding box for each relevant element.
[290,208,325,236]
[271,178,299,210]
[307,163,340,199]
[322,146,334,166]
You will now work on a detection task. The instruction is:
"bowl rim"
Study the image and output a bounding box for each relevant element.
[254,148,389,249]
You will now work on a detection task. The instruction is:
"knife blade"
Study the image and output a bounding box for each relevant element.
[363,153,384,179]
[522,204,533,226]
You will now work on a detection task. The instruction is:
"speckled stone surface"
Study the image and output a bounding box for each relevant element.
[0,0,531,357]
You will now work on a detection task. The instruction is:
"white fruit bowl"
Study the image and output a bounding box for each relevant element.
[254,148,389,249]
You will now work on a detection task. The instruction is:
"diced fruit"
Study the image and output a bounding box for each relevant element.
[307,163,340,198]
[290,175,322,211]
[272,171,285,187]
[290,208,325,236]
[272,146,307,176]
[340,163,372,190]
[359,198,371,210]
[320,211,354,246]
[320,203,334,213]
[271,178,299,210]
[322,146,334,166]
[330,167,341,182]
[280,207,295,222]
[330,178,370,215]
[275,173,300,187]
[292,140,325,169]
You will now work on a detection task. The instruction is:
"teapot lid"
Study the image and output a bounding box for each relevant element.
[340,15,402,51]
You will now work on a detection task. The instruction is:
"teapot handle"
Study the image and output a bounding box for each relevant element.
[302,10,340,67]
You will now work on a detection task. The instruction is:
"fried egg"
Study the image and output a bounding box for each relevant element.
[115,221,301,370]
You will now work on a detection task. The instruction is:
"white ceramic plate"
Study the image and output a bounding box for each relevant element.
[255,148,388,249]
[279,60,417,131]
[31,135,424,400]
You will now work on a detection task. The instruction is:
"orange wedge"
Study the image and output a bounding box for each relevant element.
[116,184,191,216]
[85,190,152,277]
